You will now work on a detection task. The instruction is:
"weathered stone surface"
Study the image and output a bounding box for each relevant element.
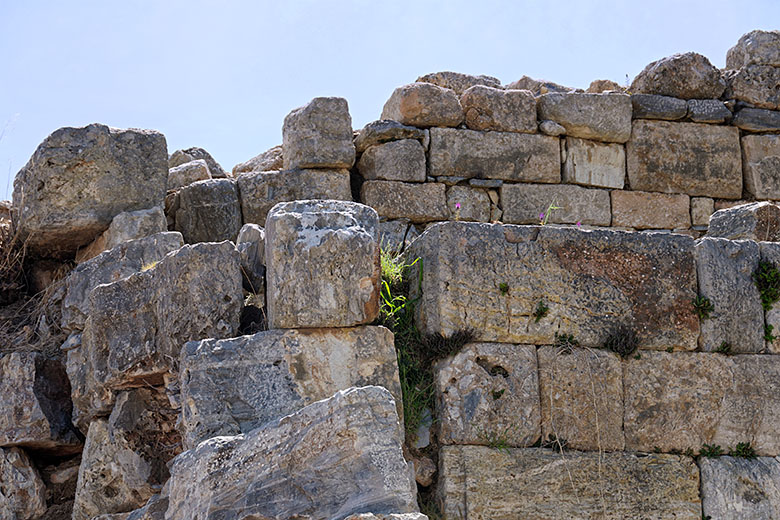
[167,159,211,191]
[379,220,419,254]
[75,206,169,263]
[611,190,690,229]
[437,446,701,519]
[63,232,183,333]
[631,93,689,120]
[537,92,632,143]
[381,83,464,128]
[538,346,624,451]
[761,242,780,353]
[266,200,379,329]
[11,123,167,258]
[68,241,242,428]
[407,222,699,350]
[696,238,763,353]
[282,97,355,170]
[169,147,227,178]
[346,515,427,520]
[0,447,47,520]
[235,223,265,294]
[412,455,436,487]
[237,168,352,226]
[460,86,536,133]
[505,75,575,96]
[428,127,560,182]
[743,135,780,200]
[362,181,448,223]
[358,140,426,182]
[630,52,726,99]
[562,137,625,188]
[625,352,780,455]
[727,65,780,110]
[416,71,502,95]
[501,183,611,226]
[708,202,780,241]
[701,456,780,519]
[687,99,731,123]
[166,386,417,520]
[538,119,566,136]
[435,343,540,447]
[231,145,283,176]
[0,352,81,453]
[446,186,490,222]
[727,30,780,68]
[691,197,714,227]
[179,326,401,449]
[174,178,242,243]
[626,120,742,198]
[732,107,780,131]
[354,120,427,154]
[587,79,623,93]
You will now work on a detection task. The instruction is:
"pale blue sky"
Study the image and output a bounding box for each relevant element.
[1,0,778,199]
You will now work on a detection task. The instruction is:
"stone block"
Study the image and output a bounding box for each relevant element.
[727,65,780,110]
[611,190,690,229]
[562,137,625,188]
[265,200,379,329]
[174,178,242,243]
[428,128,560,182]
[460,85,536,133]
[379,219,419,255]
[434,343,540,447]
[166,387,417,520]
[0,447,47,520]
[760,242,780,353]
[361,181,448,223]
[743,134,780,200]
[167,159,211,191]
[354,120,427,154]
[707,202,780,241]
[282,97,355,169]
[587,79,623,93]
[381,82,464,128]
[537,92,632,143]
[727,30,780,68]
[700,456,780,520]
[630,52,726,99]
[169,147,227,178]
[235,223,265,294]
[691,197,715,227]
[732,107,780,132]
[446,186,490,222]
[687,99,731,123]
[75,206,168,263]
[626,120,742,199]
[357,139,426,182]
[505,75,575,96]
[232,145,283,176]
[630,93,688,120]
[538,119,566,135]
[416,71,502,95]
[501,183,611,226]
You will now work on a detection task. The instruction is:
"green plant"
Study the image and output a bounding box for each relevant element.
[554,332,579,353]
[684,447,696,457]
[765,324,777,343]
[491,388,505,400]
[539,199,562,226]
[498,282,509,295]
[478,426,512,454]
[753,260,780,311]
[634,353,641,359]
[692,296,714,320]
[533,300,549,322]
[666,346,674,353]
[729,442,757,459]
[603,324,639,358]
[699,444,723,457]
[715,341,732,355]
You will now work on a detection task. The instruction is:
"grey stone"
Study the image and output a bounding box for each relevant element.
[687,99,732,123]
[416,71,502,95]
[708,202,780,241]
[381,83,464,128]
[727,30,780,68]
[282,97,355,170]
[446,186,491,222]
[166,386,418,520]
[362,181,448,223]
[562,137,625,189]
[501,183,611,226]
[231,145,283,176]
[537,92,632,143]
[761,242,780,353]
[75,206,169,264]
[174,178,242,243]
[727,65,780,110]
[691,197,715,227]
[236,223,265,294]
[11,123,167,258]
[538,119,566,136]
[358,140,426,182]
[468,178,502,188]
[630,52,726,99]
[237,168,352,226]
[179,326,401,449]
[169,147,228,178]
[701,456,780,520]
[742,135,780,200]
[732,107,780,132]
[626,120,742,199]
[378,220,419,254]
[265,200,379,329]
[428,127,560,182]
[0,447,47,520]
[167,159,211,191]
[119,494,168,520]
[354,120,427,154]
[460,86,537,133]
[505,75,575,96]
[631,93,689,120]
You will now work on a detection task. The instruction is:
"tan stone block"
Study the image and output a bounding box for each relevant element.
[361,181,447,223]
[691,197,715,227]
[381,82,464,127]
[446,186,490,222]
[537,92,633,143]
[611,190,690,229]
[742,134,780,200]
[562,137,625,189]
[501,183,611,226]
[460,86,536,133]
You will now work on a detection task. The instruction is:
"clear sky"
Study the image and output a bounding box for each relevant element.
[1,0,778,199]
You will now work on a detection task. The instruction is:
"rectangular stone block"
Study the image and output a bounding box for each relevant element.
[446,186,490,222]
[537,92,633,143]
[742,134,780,200]
[361,181,447,223]
[501,183,611,226]
[437,446,701,519]
[357,139,426,182]
[611,190,690,230]
[701,456,780,520]
[428,127,560,182]
[460,85,537,133]
[282,97,355,169]
[708,201,780,241]
[406,222,699,350]
[627,120,742,199]
[691,197,714,227]
[174,178,242,243]
[562,137,625,188]
[760,242,780,353]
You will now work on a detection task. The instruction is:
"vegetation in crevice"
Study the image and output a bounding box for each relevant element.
[753,260,780,311]
[532,300,549,322]
[692,296,714,320]
[602,324,639,358]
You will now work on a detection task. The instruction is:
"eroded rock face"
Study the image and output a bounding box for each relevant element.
[179,326,401,449]
[362,181,448,223]
[11,123,167,258]
[231,145,283,176]
[707,202,780,241]
[562,137,625,189]
[167,159,211,191]
[75,207,169,264]
[378,220,419,254]
[630,52,726,99]
[437,446,701,519]
[357,140,426,182]
[265,200,379,329]
[0,447,47,520]
[460,86,537,133]
[536,92,632,143]
[174,178,242,243]
[166,386,418,520]
[727,30,780,68]
[700,456,780,520]
[354,120,427,154]
[169,147,227,178]
[742,135,780,200]
[282,97,355,170]
[416,71,502,95]
[381,83,464,128]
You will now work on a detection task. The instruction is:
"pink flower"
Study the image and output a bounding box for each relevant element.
[539,212,545,220]
[455,203,461,209]
[576,221,582,227]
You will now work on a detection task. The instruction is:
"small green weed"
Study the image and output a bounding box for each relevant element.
[539,200,562,226]
[729,442,757,459]
[753,260,780,311]
[478,426,512,454]
[692,296,714,320]
[699,444,723,457]
[533,300,549,322]
[498,282,509,295]
[765,324,777,343]
[554,332,579,353]
[666,346,674,353]
[634,353,641,359]
[603,324,639,358]
[491,388,505,400]
[715,341,732,355]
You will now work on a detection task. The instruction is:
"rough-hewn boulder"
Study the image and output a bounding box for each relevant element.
[231,145,283,176]
[173,178,242,243]
[630,52,726,99]
[166,159,211,191]
[707,202,780,241]
[75,207,168,264]
[727,30,780,68]
[536,92,632,143]
[460,86,537,133]
[611,191,690,229]
[630,93,688,120]
[0,447,47,520]
[357,140,426,182]
[416,71,502,95]
[381,83,464,128]
[362,181,448,223]
[500,183,611,226]
[282,97,355,170]
[354,120,427,154]
[700,456,780,520]
[169,147,227,178]
[727,65,780,110]
[562,137,625,189]
[742,135,780,200]
[505,75,575,96]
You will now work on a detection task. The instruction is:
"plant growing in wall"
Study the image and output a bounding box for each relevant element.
[692,296,714,320]
[603,324,639,358]
[753,260,780,311]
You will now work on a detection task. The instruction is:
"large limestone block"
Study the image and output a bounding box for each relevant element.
[69,241,242,428]
[562,137,625,188]
[700,456,780,519]
[407,222,699,349]
[434,343,540,447]
[232,145,283,176]
[174,178,242,243]
[727,65,780,110]
[381,82,464,127]
[63,232,184,333]
[626,120,742,199]
[166,159,211,191]
[695,238,763,353]
[0,352,81,453]
[501,183,611,226]
[707,201,780,241]
[536,92,632,143]
[265,200,379,329]
[630,52,726,99]
[179,326,401,449]
[742,135,780,200]
[611,190,691,230]
[460,85,537,133]
[166,386,418,520]
[282,97,355,169]
[416,71,502,95]
[437,446,701,519]
[733,107,780,132]
[76,206,168,263]
[11,123,167,258]
[727,30,780,68]
[0,447,47,520]
[354,120,427,154]
[631,93,688,120]
[169,147,227,178]
[538,346,624,451]
[361,181,447,223]
[237,168,352,226]
[357,139,426,182]
[428,127,560,182]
